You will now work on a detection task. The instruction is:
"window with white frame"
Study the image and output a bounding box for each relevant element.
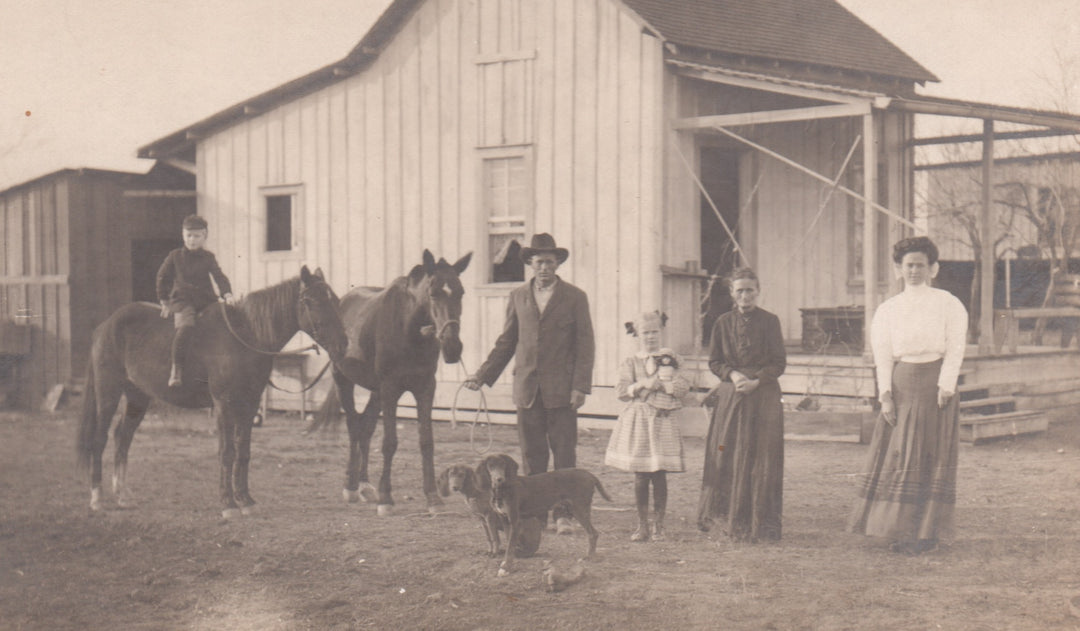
[482,149,532,282]
[260,184,303,256]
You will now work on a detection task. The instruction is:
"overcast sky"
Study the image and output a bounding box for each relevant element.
[2,0,1078,191]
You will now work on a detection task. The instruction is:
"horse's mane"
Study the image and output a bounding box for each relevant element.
[363,275,432,356]
[234,276,302,349]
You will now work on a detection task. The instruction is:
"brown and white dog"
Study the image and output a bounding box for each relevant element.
[477,453,611,576]
[436,463,541,558]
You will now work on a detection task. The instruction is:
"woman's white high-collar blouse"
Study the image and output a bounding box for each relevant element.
[870,283,969,396]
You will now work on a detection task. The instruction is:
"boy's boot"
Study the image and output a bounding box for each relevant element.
[169,325,194,387]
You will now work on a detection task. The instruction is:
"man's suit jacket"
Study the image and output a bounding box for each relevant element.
[476,278,595,408]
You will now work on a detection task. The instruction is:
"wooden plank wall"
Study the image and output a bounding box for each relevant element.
[198,0,665,388]
[0,175,71,408]
[1,170,189,408]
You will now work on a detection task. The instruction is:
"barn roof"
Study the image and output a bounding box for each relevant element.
[138,0,939,160]
[622,0,937,84]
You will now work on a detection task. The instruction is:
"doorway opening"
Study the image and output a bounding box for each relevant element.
[699,147,741,344]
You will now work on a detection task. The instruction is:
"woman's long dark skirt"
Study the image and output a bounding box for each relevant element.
[848,359,959,543]
[697,381,784,541]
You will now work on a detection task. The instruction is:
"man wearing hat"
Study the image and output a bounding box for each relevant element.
[465,233,595,534]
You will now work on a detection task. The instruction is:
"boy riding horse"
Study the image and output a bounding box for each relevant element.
[156,214,234,387]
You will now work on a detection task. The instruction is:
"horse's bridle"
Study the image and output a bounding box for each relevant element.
[297,284,336,353]
[436,318,460,340]
[216,283,334,395]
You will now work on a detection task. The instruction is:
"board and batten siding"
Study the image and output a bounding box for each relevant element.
[195,0,664,389]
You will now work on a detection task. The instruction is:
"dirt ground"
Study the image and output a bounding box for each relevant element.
[1,401,1079,631]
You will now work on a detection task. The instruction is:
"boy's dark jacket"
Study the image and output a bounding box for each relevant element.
[156,248,232,311]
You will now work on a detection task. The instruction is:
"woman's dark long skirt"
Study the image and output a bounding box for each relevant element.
[697,381,784,541]
[848,360,959,543]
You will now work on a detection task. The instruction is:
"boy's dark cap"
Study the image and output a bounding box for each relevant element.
[182,214,208,230]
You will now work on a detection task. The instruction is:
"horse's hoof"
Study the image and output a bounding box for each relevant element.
[222,508,241,520]
[427,504,442,516]
[90,488,102,512]
[376,504,393,517]
[497,567,510,577]
[343,489,360,503]
[116,495,137,509]
[359,483,378,503]
[240,505,255,516]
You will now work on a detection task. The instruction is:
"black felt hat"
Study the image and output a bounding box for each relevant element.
[520,233,569,264]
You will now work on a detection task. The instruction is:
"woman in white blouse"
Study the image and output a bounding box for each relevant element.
[848,236,968,555]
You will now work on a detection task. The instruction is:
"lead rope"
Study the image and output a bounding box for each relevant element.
[438,318,493,454]
[450,357,494,455]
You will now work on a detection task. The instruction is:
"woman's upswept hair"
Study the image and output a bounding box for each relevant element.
[892,236,939,265]
[728,267,759,287]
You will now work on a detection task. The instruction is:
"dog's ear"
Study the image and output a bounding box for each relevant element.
[475,460,492,490]
[503,454,519,479]
[462,468,477,495]
[436,467,450,497]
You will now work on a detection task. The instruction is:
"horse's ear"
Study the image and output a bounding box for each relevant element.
[408,265,426,284]
[423,249,437,275]
[452,252,473,275]
[300,265,313,284]
[312,267,326,281]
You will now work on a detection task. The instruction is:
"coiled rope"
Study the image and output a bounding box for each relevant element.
[448,354,494,455]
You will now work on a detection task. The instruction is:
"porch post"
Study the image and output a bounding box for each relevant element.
[862,113,878,353]
[979,119,995,352]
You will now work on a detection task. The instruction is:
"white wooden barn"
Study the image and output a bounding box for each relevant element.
[139,0,1080,433]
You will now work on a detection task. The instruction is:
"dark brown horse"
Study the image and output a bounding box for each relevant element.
[77,266,347,517]
[319,250,471,515]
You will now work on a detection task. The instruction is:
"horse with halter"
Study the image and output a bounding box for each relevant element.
[317,250,471,515]
[77,266,347,518]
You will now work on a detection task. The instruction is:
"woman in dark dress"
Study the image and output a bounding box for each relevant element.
[697,267,786,542]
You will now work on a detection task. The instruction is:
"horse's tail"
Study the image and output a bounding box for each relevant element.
[76,360,97,470]
[306,384,343,433]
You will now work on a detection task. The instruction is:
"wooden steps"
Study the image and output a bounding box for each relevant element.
[959,395,1016,415]
[957,373,1048,443]
[959,410,1049,444]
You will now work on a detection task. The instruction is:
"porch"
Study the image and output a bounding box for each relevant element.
[276,339,1079,445]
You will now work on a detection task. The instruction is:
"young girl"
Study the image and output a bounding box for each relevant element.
[604,311,689,541]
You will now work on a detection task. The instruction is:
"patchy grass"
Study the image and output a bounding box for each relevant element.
[1,405,1078,630]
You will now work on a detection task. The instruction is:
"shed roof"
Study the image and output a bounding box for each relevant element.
[622,0,937,84]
